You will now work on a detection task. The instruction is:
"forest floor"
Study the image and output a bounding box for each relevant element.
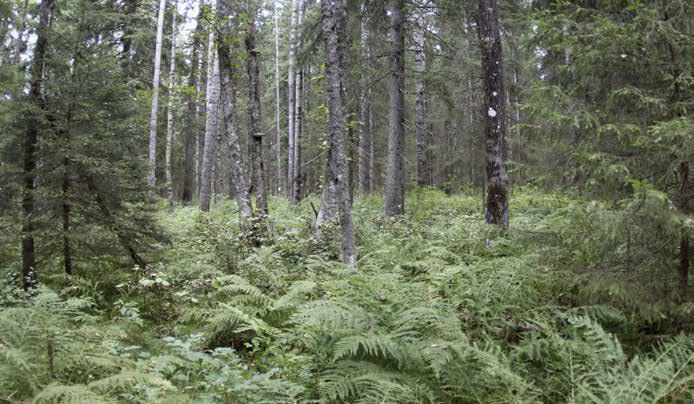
[3,188,694,403]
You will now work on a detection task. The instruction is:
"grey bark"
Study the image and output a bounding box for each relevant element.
[414,13,428,187]
[274,0,282,194]
[358,16,372,195]
[292,0,306,204]
[165,0,178,210]
[478,0,509,227]
[182,0,203,204]
[199,8,220,212]
[217,0,253,221]
[384,0,406,216]
[320,0,356,265]
[246,7,268,216]
[287,0,298,199]
[147,0,168,188]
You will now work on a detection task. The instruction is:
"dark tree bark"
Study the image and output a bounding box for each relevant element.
[384,0,406,216]
[182,0,203,205]
[478,0,509,227]
[320,0,356,265]
[678,161,690,294]
[21,0,54,290]
[62,157,72,276]
[246,7,268,216]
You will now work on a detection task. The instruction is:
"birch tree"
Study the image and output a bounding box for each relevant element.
[292,0,306,203]
[165,0,178,210]
[478,0,509,227]
[384,0,406,216]
[147,0,167,188]
[199,0,220,212]
[274,0,282,194]
[319,0,356,265]
[287,0,298,200]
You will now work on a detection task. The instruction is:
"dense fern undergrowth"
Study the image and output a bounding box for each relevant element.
[2,187,694,403]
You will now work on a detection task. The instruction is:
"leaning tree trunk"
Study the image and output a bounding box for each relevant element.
[414,13,429,187]
[384,0,406,216]
[478,0,509,227]
[21,0,54,290]
[182,0,202,204]
[320,0,356,265]
[199,3,221,212]
[246,7,268,216]
[165,0,178,210]
[147,0,167,188]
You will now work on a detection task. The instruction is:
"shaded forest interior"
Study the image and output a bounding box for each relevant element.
[1,0,694,402]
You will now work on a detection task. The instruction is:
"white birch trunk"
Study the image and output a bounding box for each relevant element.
[199,1,220,212]
[274,0,282,194]
[286,0,297,199]
[165,0,178,210]
[147,0,168,188]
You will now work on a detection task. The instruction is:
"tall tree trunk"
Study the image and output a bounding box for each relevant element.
[292,0,306,204]
[358,16,372,195]
[21,0,54,290]
[218,47,253,221]
[182,0,202,204]
[274,0,282,195]
[246,8,268,216]
[320,0,356,265]
[384,0,406,216]
[414,14,428,187]
[196,40,208,200]
[62,157,72,276]
[147,0,168,188]
[12,0,28,64]
[287,0,298,199]
[199,4,220,212]
[165,0,178,210]
[478,0,509,227]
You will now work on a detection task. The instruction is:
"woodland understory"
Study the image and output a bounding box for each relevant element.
[1,0,694,402]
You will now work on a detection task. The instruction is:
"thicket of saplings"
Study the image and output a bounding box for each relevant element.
[1,186,693,403]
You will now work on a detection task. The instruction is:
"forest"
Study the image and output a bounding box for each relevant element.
[1,0,693,402]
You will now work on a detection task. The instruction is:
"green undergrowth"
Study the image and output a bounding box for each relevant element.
[2,187,693,403]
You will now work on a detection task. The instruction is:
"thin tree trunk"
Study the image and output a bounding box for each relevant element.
[679,161,690,294]
[199,3,220,212]
[196,42,207,199]
[320,0,356,265]
[165,0,178,210]
[287,0,298,199]
[358,16,372,195]
[12,0,28,64]
[274,0,282,195]
[478,0,509,227]
[21,0,54,290]
[246,9,268,216]
[414,14,428,187]
[62,157,72,276]
[384,0,406,216]
[147,0,168,188]
[182,0,202,204]
[292,0,305,204]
